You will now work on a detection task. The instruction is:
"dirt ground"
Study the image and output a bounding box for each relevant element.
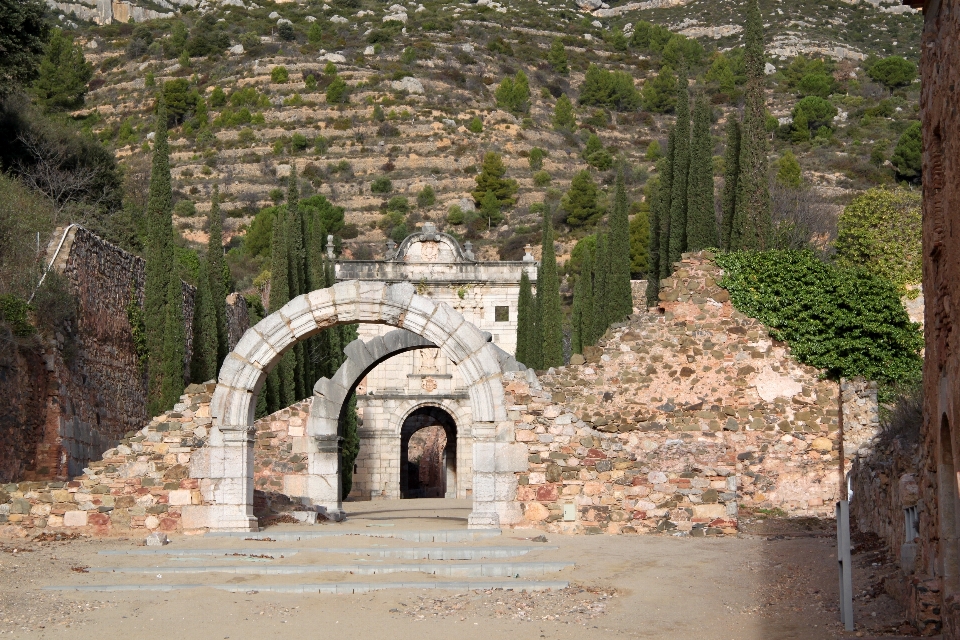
[0,506,931,640]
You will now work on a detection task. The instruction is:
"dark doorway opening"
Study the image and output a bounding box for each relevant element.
[400,406,457,499]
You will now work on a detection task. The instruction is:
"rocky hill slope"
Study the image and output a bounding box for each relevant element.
[62,0,921,286]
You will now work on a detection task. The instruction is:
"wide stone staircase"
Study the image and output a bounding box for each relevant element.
[42,499,571,595]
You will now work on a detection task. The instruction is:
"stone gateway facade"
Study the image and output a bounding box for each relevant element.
[335,224,537,503]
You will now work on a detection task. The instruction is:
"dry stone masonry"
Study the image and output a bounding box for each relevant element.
[0,253,881,540]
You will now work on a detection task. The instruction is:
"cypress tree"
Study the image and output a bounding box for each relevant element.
[190,259,218,383]
[658,136,676,280]
[144,96,173,416]
[338,321,359,498]
[667,72,691,266]
[592,233,610,342]
[645,174,662,307]
[285,169,308,400]
[571,246,594,353]
[608,165,633,322]
[731,0,771,250]
[159,274,185,410]
[538,210,563,369]
[720,118,741,251]
[206,185,229,368]
[686,92,718,251]
[515,271,535,366]
[269,209,295,408]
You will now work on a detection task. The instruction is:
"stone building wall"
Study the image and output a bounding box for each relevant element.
[853,1,960,635]
[0,342,53,483]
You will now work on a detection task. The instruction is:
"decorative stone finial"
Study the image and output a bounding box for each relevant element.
[326,234,335,259]
[522,244,534,262]
[464,241,475,261]
[385,238,397,260]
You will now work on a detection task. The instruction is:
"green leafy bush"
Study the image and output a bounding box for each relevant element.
[291,133,309,151]
[325,76,349,104]
[468,116,483,133]
[716,250,922,398]
[891,121,921,183]
[417,185,435,208]
[0,295,34,337]
[835,186,921,292]
[446,205,465,225]
[528,147,545,171]
[495,71,530,115]
[533,170,551,187]
[371,176,392,193]
[271,66,289,83]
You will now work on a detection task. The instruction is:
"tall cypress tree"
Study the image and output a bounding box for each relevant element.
[144,97,173,416]
[159,274,186,410]
[731,0,771,250]
[658,134,675,280]
[608,165,633,322]
[668,72,691,266]
[592,233,610,342]
[190,259,218,383]
[285,169,307,400]
[720,118,741,251]
[515,271,535,366]
[338,321,359,499]
[268,209,295,409]
[571,246,595,353]
[206,185,228,368]
[645,174,662,307]
[686,92,718,250]
[538,210,563,368]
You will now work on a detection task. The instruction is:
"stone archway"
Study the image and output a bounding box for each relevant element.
[399,405,458,499]
[191,281,529,531]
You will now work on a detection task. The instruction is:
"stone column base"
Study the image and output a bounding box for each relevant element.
[467,511,500,529]
[182,505,258,532]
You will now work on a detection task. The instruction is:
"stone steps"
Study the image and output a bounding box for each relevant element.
[205,528,503,542]
[44,580,569,594]
[87,561,573,577]
[100,545,554,559]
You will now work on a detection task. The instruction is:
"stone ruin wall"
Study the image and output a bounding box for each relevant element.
[0,253,880,539]
[502,253,878,535]
[1,226,249,486]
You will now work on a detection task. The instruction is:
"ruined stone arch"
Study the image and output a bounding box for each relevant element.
[191,281,529,531]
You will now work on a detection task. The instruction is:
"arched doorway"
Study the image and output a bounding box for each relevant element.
[196,281,530,531]
[400,406,457,499]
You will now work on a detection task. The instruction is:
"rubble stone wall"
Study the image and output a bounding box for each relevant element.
[0,253,880,539]
[506,253,878,535]
[0,342,52,483]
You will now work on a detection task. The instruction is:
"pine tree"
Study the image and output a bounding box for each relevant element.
[608,165,633,322]
[667,72,691,266]
[658,139,676,280]
[571,245,595,353]
[592,234,610,341]
[553,94,577,132]
[645,175,662,307]
[159,273,186,411]
[686,92,718,251]
[206,185,229,368]
[144,97,174,416]
[538,210,563,368]
[515,271,536,366]
[561,170,603,227]
[719,118,741,251]
[472,152,518,207]
[547,38,568,74]
[190,259,218,383]
[731,0,771,250]
[31,28,93,111]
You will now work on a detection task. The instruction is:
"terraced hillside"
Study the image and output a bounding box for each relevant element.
[66,0,922,289]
